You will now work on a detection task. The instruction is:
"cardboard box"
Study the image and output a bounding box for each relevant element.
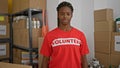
[111,54,120,67]
[94,32,112,42]
[12,0,46,13]
[13,19,42,48]
[95,41,111,54]
[1,60,9,63]
[12,0,20,14]
[111,32,120,54]
[0,16,9,38]
[95,52,111,68]
[38,37,44,68]
[0,0,8,13]
[0,24,10,38]
[13,48,38,64]
[13,19,27,29]
[94,9,113,22]
[94,20,115,32]
[13,28,42,48]
[0,43,9,59]
[0,62,32,68]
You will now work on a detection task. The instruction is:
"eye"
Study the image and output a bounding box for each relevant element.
[59,12,65,16]
[67,13,70,16]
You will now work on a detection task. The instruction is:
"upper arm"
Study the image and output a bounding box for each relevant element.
[41,56,50,68]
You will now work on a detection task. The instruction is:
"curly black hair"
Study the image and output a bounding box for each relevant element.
[56,1,74,12]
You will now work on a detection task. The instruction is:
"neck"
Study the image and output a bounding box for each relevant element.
[58,25,72,31]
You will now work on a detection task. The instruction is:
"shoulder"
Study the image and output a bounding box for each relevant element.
[45,28,58,37]
[72,27,85,35]
[48,28,58,34]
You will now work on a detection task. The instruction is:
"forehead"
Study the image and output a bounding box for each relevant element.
[58,6,72,13]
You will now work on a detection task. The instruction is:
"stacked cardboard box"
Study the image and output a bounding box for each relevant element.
[12,0,46,13]
[0,16,9,38]
[0,43,9,59]
[13,17,42,67]
[13,37,44,67]
[11,0,46,67]
[13,48,38,65]
[0,16,10,60]
[13,17,42,48]
[110,32,120,66]
[0,0,8,13]
[94,8,115,68]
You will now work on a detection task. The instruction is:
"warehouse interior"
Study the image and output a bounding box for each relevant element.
[0,0,120,68]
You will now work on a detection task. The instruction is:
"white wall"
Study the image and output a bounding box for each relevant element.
[47,0,59,30]
[108,0,120,19]
[94,0,108,10]
[47,0,94,60]
[80,0,94,60]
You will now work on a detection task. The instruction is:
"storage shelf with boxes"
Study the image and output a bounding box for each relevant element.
[0,0,46,67]
[11,0,46,67]
[12,8,43,68]
[0,13,12,63]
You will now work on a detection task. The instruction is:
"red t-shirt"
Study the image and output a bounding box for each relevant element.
[40,27,89,68]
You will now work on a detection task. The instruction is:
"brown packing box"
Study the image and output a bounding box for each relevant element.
[13,28,42,48]
[38,37,44,68]
[13,48,22,60]
[95,52,110,68]
[12,0,20,14]
[12,0,46,13]
[94,32,112,42]
[111,32,120,54]
[111,54,120,67]
[13,48,38,64]
[0,43,9,59]
[1,60,9,63]
[13,19,42,48]
[95,41,111,54]
[0,23,10,38]
[0,0,8,13]
[13,19,27,29]
[0,16,9,38]
[13,48,21,64]
[39,0,46,10]
[94,8,113,22]
[94,20,115,32]
[0,62,32,68]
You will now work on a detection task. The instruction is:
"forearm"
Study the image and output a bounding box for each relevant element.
[41,56,50,68]
[81,55,88,68]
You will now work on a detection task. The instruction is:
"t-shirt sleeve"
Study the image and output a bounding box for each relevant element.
[40,35,52,57]
[80,33,89,56]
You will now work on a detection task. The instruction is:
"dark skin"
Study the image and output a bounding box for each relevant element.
[41,6,88,68]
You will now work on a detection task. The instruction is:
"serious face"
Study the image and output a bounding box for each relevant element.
[58,6,73,26]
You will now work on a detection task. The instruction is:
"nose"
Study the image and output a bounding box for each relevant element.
[63,14,67,18]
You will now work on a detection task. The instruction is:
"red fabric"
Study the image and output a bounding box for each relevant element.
[40,27,89,68]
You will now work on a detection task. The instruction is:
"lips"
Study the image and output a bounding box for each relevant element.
[62,19,68,22]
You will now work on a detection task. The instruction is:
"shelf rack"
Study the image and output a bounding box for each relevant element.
[0,14,13,63]
[11,8,42,68]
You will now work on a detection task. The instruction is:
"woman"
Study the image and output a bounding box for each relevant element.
[40,1,89,68]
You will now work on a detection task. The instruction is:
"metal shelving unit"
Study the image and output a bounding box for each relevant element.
[0,14,12,63]
[11,8,42,68]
